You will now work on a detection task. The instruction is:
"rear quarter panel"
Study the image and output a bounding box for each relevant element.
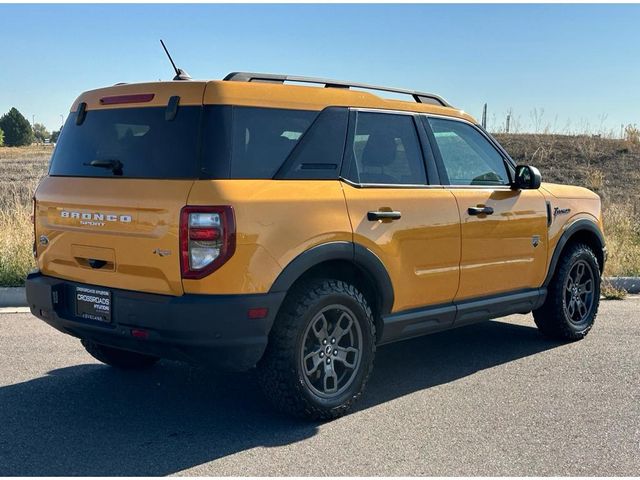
[183,180,352,294]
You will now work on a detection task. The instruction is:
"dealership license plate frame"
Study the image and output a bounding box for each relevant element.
[75,286,112,323]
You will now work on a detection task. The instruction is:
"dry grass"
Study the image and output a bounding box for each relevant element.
[624,124,640,145]
[601,278,627,300]
[495,133,640,206]
[601,203,640,277]
[0,146,49,286]
[0,198,34,286]
[0,145,50,208]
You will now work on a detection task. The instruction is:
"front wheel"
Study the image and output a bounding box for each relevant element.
[257,279,376,420]
[533,243,601,340]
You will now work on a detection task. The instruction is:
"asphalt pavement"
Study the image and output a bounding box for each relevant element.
[0,299,638,476]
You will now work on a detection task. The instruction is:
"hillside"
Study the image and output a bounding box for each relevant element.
[494,133,640,207]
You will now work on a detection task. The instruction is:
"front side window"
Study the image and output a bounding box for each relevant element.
[427,117,509,186]
[344,111,426,185]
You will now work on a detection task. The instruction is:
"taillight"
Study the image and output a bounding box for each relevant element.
[180,206,236,279]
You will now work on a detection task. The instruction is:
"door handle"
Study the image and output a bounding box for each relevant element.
[468,206,494,216]
[367,210,402,221]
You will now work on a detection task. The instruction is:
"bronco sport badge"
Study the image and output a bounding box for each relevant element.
[60,210,132,227]
[553,207,571,218]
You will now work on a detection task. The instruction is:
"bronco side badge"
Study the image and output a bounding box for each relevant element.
[553,206,571,218]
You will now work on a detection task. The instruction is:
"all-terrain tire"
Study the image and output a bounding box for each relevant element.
[533,243,601,340]
[257,279,376,420]
[81,339,159,369]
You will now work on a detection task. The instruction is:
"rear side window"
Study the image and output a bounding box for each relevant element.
[343,111,426,185]
[275,107,348,180]
[229,107,318,179]
[50,106,202,179]
[426,117,509,186]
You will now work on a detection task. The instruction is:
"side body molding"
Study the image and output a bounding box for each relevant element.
[379,288,547,345]
[543,219,606,287]
[269,241,395,315]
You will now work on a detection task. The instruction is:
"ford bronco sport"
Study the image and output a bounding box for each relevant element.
[26,72,606,419]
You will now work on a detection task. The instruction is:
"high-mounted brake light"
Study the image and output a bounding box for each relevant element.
[180,206,236,279]
[99,93,155,105]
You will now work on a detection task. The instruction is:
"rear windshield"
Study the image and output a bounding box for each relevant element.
[50,105,338,180]
[50,106,202,178]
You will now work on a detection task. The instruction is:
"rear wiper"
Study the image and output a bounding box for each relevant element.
[83,159,123,176]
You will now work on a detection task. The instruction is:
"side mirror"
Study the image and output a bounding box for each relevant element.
[513,165,542,190]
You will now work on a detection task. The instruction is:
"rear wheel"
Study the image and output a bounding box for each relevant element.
[533,243,601,340]
[257,279,376,420]
[81,339,159,369]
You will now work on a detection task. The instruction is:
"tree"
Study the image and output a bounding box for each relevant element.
[32,123,50,143]
[0,127,4,147]
[0,108,33,146]
[50,129,61,143]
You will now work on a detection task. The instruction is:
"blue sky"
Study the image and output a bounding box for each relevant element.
[0,3,638,134]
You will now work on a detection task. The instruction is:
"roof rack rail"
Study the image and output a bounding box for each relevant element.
[223,72,451,108]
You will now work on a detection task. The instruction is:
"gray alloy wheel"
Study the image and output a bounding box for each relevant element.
[563,259,596,326]
[300,304,363,399]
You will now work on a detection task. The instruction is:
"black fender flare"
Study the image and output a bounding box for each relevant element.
[269,241,395,314]
[543,219,606,286]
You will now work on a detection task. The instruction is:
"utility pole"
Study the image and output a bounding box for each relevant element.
[506,113,511,134]
[481,103,487,129]
[32,114,35,126]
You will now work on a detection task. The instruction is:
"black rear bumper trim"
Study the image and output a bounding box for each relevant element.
[25,272,285,371]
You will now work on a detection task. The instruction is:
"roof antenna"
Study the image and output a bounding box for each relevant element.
[160,39,191,81]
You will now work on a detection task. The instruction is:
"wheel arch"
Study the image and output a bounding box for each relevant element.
[269,242,395,341]
[544,219,606,286]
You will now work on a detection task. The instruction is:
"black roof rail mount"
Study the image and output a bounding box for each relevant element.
[223,72,451,108]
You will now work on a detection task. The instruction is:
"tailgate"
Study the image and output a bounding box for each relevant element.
[35,177,193,295]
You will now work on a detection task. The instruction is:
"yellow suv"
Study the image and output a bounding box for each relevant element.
[26,72,606,419]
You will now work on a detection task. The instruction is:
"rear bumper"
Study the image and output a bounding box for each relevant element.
[25,272,285,371]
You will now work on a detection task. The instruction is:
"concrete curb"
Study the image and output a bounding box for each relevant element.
[1,276,639,308]
[0,287,27,308]
[607,277,640,294]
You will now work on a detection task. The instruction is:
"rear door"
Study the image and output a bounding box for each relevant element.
[35,99,204,296]
[341,109,461,314]
[423,116,548,301]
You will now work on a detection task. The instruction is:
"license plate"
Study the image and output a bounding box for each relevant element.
[75,286,111,323]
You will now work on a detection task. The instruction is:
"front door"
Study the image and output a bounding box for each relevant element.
[424,116,548,301]
[341,109,461,313]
